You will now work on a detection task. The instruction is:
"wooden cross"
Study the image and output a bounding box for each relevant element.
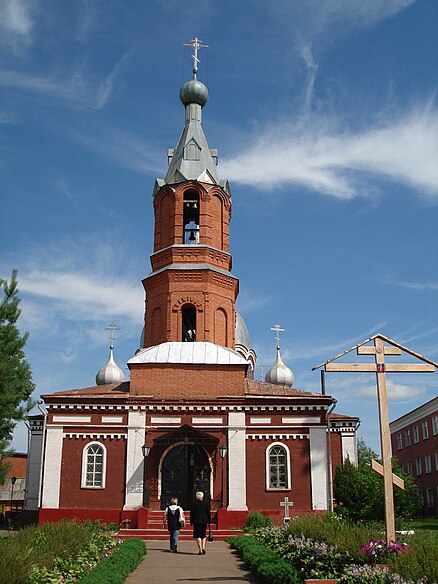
[313,334,437,542]
[280,496,293,522]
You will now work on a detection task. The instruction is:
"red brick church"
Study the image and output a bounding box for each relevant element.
[26,40,359,529]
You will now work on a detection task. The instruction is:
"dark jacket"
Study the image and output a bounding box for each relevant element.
[165,505,183,531]
[190,499,210,525]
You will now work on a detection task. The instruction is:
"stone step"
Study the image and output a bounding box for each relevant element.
[117,528,242,542]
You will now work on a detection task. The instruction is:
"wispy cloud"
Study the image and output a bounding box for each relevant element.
[5,237,145,340]
[326,376,426,402]
[0,50,134,109]
[71,125,163,174]
[388,280,438,291]
[221,103,438,200]
[0,0,34,52]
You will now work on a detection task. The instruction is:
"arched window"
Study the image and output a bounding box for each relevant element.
[182,305,196,342]
[183,191,199,244]
[266,443,291,490]
[81,442,106,488]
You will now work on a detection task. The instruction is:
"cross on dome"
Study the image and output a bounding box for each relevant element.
[184,37,208,76]
[105,322,120,349]
[271,323,285,350]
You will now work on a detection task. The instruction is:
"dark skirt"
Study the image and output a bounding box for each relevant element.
[193,522,207,539]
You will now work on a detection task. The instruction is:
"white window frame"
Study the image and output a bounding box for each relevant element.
[416,457,422,477]
[405,429,411,447]
[425,454,432,474]
[407,460,412,475]
[425,488,433,508]
[266,442,291,491]
[435,451,438,472]
[81,441,107,489]
[422,421,429,440]
[432,415,438,436]
[413,425,419,444]
[397,433,402,450]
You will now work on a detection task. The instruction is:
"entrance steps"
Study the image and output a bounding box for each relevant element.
[117,510,243,542]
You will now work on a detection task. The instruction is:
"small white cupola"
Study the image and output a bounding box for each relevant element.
[264,323,294,388]
[96,324,125,385]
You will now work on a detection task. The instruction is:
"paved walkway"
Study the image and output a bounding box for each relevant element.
[125,540,257,584]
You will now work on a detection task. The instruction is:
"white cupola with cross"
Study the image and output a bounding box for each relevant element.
[265,323,295,387]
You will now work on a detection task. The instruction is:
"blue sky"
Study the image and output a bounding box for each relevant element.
[1,0,437,456]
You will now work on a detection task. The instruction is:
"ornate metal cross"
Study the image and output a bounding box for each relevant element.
[184,37,208,75]
[271,323,285,349]
[105,323,120,348]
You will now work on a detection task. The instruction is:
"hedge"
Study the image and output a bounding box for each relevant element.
[228,535,298,584]
[78,538,147,584]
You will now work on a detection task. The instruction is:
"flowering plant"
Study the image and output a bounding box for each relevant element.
[360,539,411,563]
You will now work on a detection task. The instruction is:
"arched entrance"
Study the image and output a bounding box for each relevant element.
[161,443,211,510]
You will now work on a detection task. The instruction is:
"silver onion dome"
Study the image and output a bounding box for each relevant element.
[179,78,209,107]
[265,347,294,388]
[96,345,125,385]
[235,312,250,348]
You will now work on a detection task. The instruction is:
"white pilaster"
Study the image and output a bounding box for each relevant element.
[227,411,247,510]
[341,434,358,465]
[124,410,146,509]
[41,427,63,509]
[25,426,43,511]
[309,427,328,510]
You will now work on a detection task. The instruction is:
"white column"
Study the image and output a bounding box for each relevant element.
[341,433,358,465]
[124,410,146,510]
[309,427,328,511]
[41,426,63,509]
[227,411,247,510]
[25,425,43,511]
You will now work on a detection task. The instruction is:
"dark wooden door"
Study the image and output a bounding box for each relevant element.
[161,444,210,510]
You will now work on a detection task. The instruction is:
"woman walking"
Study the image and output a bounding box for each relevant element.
[190,491,210,555]
[163,497,185,553]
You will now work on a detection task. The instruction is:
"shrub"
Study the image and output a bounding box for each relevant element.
[228,535,298,584]
[258,559,298,584]
[78,539,147,584]
[243,512,274,532]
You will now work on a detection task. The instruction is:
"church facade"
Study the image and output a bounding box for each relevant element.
[26,42,359,529]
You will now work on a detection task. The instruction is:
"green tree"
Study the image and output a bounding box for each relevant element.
[334,437,418,521]
[0,270,35,484]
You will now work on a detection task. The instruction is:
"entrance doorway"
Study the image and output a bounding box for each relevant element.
[161,443,211,510]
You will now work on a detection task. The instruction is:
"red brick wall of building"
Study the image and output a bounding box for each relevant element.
[59,437,126,509]
[246,438,312,511]
[130,364,247,397]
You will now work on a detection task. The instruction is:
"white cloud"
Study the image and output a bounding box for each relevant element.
[0,0,34,54]
[220,104,438,200]
[0,50,133,109]
[71,126,163,175]
[390,281,438,291]
[361,379,426,401]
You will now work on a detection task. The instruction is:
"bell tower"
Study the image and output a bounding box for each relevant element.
[142,39,238,350]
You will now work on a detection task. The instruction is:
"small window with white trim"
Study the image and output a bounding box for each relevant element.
[397,433,402,450]
[422,421,429,440]
[266,443,291,490]
[82,442,106,488]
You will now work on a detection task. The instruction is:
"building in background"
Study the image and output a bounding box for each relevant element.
[0,453,27,527]
[25,42,359,532]
[390,396,438,518]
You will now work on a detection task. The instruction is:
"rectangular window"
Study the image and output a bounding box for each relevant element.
[432,415,438,436]
[413,425,419,443]
[418,489,424,506]
[435,451,438,471]
[407,461,413,475]
[416,458,422,476]
[422,421,429,439]
[425,488,433,508]
[405,429,411,447]
[397,433,402,450]
[425,454,432,474]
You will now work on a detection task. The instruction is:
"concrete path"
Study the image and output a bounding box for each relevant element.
[125,539,257,584]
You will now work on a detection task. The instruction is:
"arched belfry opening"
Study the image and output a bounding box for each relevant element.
[182,304,196,342]
[183,191,199,244]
